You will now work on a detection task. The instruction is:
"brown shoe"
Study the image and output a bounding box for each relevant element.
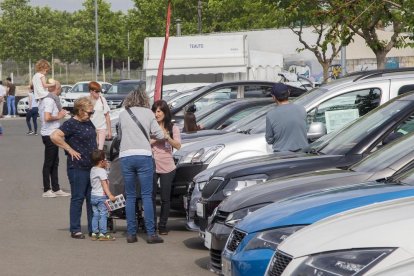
[147,234,164,244]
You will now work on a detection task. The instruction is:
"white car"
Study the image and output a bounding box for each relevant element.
[267,197,414,276]
[61,81,111,111]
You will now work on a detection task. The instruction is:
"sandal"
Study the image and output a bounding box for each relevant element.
[71,232,85,239]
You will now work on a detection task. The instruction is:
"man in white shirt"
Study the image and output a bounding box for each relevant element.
[0,81,5,118]
[39,81,70,198]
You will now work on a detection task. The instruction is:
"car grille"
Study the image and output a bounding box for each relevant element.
[226,229,246,252]
[201,177,224,198]
[266,251,293,276]
[64,99,75,103]
[107,100,122,108]
[210,249,222,272]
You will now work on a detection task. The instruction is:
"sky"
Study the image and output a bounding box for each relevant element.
[29,0,135,13]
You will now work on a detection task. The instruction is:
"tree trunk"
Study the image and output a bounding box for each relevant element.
[322,62,330,83]
[375,51,387,69]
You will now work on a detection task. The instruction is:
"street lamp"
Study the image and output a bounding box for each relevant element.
[94,0,99,81]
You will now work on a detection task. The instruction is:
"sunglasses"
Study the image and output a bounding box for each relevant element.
[84,110,95,116]
[91,89,101,93]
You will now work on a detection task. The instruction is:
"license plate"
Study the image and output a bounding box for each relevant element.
[183,196,188,210]
[67,102,74,107]
[196,202,204,218]
[222,257,232,276]
[204,230,212,249]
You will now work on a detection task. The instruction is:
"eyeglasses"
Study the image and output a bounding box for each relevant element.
[91,89,101,93]
[84,110,95,116]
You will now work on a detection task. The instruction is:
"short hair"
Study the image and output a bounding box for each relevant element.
[91,149,106,166]
[88,81,101,92]
[73,96,93,116]
[35,59,51,72]
[6,77,11,82]
[123,83,149,108]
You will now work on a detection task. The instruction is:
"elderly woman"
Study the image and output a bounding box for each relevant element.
[89,81,112,150]
[119,86,165,244]
[51,97,97,239]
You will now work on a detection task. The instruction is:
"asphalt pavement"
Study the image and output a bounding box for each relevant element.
[0,117,211,276]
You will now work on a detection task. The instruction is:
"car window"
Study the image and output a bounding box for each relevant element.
[107,83,138,94]
[71,83,89,93]
[308,88,381,133]
[243,85,272,98]
[217,106,265,130]
[318,99,412,155]
[193,86,238,112]
[102,84,111,92]
[223,105,273,132]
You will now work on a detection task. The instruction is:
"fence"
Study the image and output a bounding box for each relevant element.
[0,60,146,86]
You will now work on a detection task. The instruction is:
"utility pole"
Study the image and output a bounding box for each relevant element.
[127,31,130,79]
[197,0,202,34]
[94,0,99,81]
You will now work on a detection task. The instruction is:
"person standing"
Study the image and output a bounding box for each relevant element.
[51,97,97,239]
[265,83,308,153]
[0,81,5,118]
[5,77,16,118]
[89,81,112,150]
[26,85,39,135]
[118,87,165,244]
[151,100,181,235]
[39,81,69,198]
[90,149,116,241]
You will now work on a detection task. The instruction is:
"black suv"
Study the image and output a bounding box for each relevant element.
[104,79,145,109]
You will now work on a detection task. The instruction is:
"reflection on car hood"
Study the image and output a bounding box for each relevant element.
[237,182,414,234]
[181,129,225,141]
[219,168,373,212]
[278,197,414,258]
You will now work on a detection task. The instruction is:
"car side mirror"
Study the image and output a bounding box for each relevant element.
[307,122,326,141]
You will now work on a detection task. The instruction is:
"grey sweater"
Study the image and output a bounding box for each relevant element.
[119,107,164,153]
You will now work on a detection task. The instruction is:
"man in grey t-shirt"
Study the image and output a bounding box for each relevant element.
[265,83,308,152]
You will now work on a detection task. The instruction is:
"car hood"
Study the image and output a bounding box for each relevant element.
[219,169,375,212]
[212,154,341,179]
[103,94,126,101]
[63,92,90,99]
[181,129,225,141]
[236,182,414,234]
[278,197,414,258]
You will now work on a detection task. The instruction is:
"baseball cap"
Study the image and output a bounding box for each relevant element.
[271,83,290,99]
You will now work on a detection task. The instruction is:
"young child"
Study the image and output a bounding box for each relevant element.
[90,149,116,241]
[32,59,63,111]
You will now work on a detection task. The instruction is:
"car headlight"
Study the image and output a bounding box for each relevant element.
[291,248,395,276]
[222,174,268,197]
[244,225,306,252]
[197,181,208,191]
[225,203,269,227]
[179,145,225,165]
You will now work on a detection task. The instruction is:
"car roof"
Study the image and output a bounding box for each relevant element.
[116,79,144,84]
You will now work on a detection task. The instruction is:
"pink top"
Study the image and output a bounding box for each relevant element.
[152,125,181,173]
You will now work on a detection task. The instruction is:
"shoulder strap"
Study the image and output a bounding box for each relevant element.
[126,108,150,142]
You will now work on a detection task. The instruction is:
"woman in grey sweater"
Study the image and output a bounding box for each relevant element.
[118,86,166,244]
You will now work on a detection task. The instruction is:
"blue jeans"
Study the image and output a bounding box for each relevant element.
[7,96,15,115]
[67,168,92,233]
[91,195,109,234]
[26,107,38,132]
[121,155,155,236]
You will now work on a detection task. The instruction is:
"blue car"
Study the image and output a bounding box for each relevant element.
[221,167,414,276]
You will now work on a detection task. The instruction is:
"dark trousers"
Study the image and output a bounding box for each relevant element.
[26,107,38,132]
[42,135,60,192]
[67,168,92,233]
[153,169,176,230]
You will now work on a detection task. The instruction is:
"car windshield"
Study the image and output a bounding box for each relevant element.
[316,99,411,155]
[294,76,357,107]
[224,105,273,132]
[107,83,138,94]
[351,131,414,172]
[194,101,227,119]
[70,83,89,93]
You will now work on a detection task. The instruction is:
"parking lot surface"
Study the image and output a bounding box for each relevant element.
[0,118,211,276]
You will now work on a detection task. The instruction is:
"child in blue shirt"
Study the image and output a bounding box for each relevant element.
[90,149,116,241]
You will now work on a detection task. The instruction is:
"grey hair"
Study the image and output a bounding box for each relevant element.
[123,83,149,108]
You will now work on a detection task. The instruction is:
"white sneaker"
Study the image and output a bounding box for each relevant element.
[4,115,11,118]
[12,115,16,118]
[42,190,57,198]
[54,190,71,197]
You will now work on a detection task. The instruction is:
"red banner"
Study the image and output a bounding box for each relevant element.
[154,0,172,101]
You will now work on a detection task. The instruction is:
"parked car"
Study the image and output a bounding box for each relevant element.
[199,93,414,272]
[148,82,210,103]
[61,81,111,111]
[269,196,414,275]
[222,164,414,276]
[104,79,144,109]
[175,69,414,214]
